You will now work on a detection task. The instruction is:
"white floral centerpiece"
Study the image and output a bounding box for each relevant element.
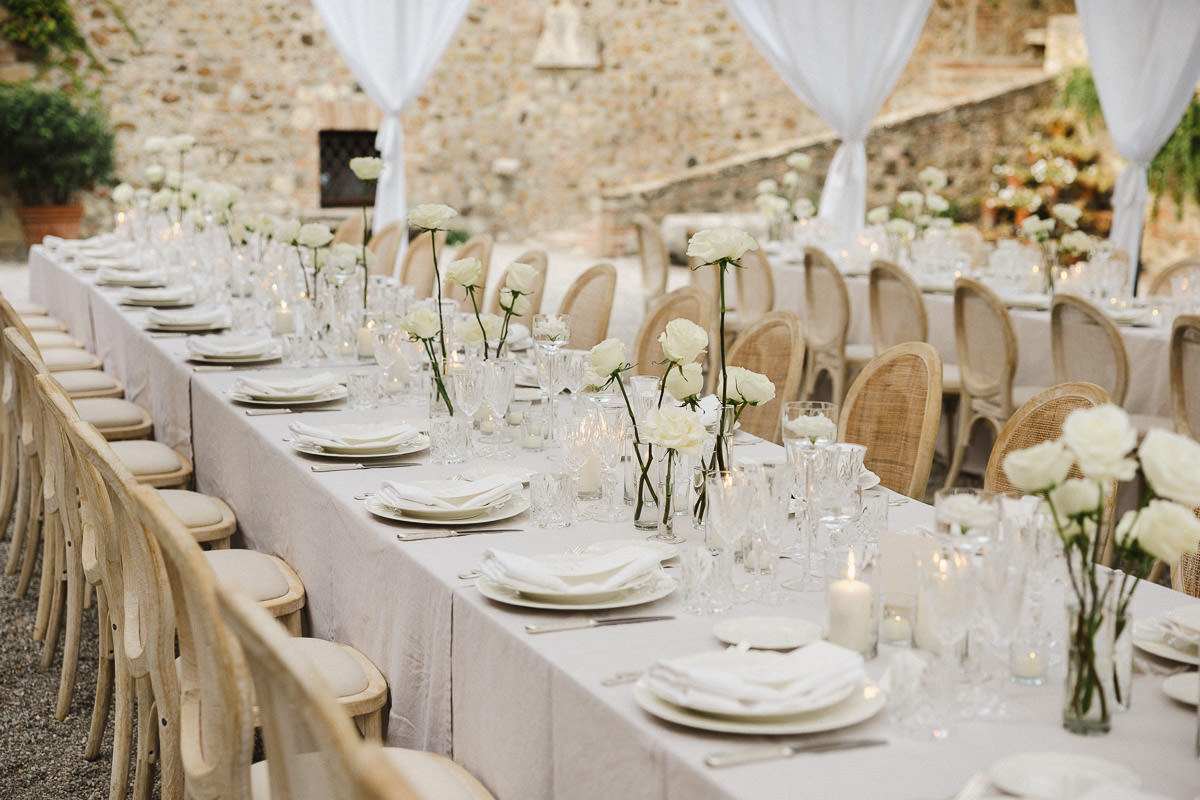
[349,156,384,309]
[400,304,454,415]
[406,203,458,365]
[754,152,816,239]
[495,261,536,352]
[1003,406,1200,734]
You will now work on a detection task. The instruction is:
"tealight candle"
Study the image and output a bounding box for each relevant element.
[1011,649,1045,683]
[827,549,874,654]
[274,303,295,335]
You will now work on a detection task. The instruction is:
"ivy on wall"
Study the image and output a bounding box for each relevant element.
[0,0,138,92]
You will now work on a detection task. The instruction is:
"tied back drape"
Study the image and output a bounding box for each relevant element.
[1076,0,1200,290]
[725,0,931,243]
[312,0,469,273]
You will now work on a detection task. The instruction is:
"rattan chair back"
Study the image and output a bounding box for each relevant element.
[724,310,805,443]
[332,217,364,247]
[398,230,447,297]
[634,214,670,306]
[632,286,710,381]
[868,259,927,354]
[803,247,849,351]
[1148,256,1200,297]
[953,277,1018,406]
[733,248,775,331]
[557,263,617,350]
[838,342,943,499]
[1170,314,1200,439]
[1050,294,1129,406]
[486,250,548,322]
[443,234,494,305]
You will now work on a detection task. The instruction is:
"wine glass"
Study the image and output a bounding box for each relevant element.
[934,488,1000,552]
[919,549,972,740]
[562,412,599,512]
[591,404,627,522]
[479,358,516,456]
[975,531,1030,720]
[780,400,839,449]
[705,470,752,608]
[532,313,571,350]
[745,461,796,604]
[450,363,484,446]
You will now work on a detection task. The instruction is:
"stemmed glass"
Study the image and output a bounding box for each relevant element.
[372,325,403,400]
[450,363,484,448]
[533,314,570,439]
[781,401,839,566]
[562,412,599,511]
[919,549,972,740]
[591,404,627,522]
[975,528,1030,720]
[705,470,751,609]
[478,358,516,456]
[743,462,796,604]
[555,349,587,428]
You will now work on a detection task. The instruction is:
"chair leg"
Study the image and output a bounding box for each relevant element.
[109,642,133,800]
[830,361,846,406]
[34,508,60,641]
[39,526,66,669]
[154,681,183,800]
[6,457,31,575]
[56,533,84,719]
[16,468,43,597]
[943,401,977,489]
[355,708,383,741]
[0,442,17,537]
[85,589,113,761]
[132,679,156,800]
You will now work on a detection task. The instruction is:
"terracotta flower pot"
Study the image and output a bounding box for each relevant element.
[15,204,84,245]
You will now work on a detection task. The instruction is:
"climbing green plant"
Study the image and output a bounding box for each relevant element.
[0,0,138,92]
[1060,66,1200,217]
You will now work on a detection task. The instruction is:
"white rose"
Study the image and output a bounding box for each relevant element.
[686,227,758,264]
[445,257,483,288]
[1117,500,1200,563]
[1047,478,1103,523]
[786,152,812,171]
[349,156,384,181]
[784,414,837,443]
[793,197,815,219]
[255,213,278,237]
[1138,428,1200,507]
[937,493,997,531]
[897,191,924,210]
[1062,404,1137,482]
[1002,439,1075,493]
[756,194,789,217]
[664,362,704,402]
[925,193,949,214]
[781,170,801,189]
[498,288,530,316]
[144,164,165,185]
[111,183,135,207]
[275,219,301,244]
[407,203,457,230]
[756,179,778,195]
[143,136,167,154]
[1052,203,1082,229]
[884,218,915,239]
[227,222,249,246]
[400,306,440,340]
[200,182,229,209]
[149,189,173,211]
[587,338,627,378]
[504,261,537,294]
[658,318,707,365]
[918,166,948,191]
[1020,215,1052,241]
[534,316,569,342]
[134,187,151,204]
[1059,230,1094,255]
[297,223,334,249]
[168,133,196,153]
[181,177,205,199]
[164,170,181,190]
[456,317,486,348]
[479,313,503,341]
[719,366,775,406]
[327,243,357,272]
[641,405,709,458]
[866,205,891,225]
[186,208,207,230]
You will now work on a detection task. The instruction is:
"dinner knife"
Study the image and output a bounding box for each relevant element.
[524,615,674,634]
[311,461,419,472]
[245,407,344,416]
[395,527,523,541]
[704,737,887,768]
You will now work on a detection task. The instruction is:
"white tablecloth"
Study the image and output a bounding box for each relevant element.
[28,247,1200,800]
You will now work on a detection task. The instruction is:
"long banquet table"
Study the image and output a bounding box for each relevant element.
[29,245,1200,799]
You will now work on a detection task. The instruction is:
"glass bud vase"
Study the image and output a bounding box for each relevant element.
[632,443,660,533]
[1062,578,1115,736]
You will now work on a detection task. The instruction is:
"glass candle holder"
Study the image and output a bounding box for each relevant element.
[825,545,879,658]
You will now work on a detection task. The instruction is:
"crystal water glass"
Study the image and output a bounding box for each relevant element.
[479,358,516,455]
[450,363,484,440]
[592,406,627,522]
[780,400,838,449]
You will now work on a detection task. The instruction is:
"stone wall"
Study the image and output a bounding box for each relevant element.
[0,0,1071,259]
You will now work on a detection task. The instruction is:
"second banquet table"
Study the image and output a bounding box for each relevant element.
[28,245,1200,800]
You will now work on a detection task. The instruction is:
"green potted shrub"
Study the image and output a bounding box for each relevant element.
[0,82,115,243]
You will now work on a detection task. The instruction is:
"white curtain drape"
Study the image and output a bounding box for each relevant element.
[724,0,931,242]
[312,0,469,271]
[1076,0,1200,289]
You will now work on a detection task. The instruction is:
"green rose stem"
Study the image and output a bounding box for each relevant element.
[293,244,311,298]
[423,337,453,415]
[496,291,522,353]
[360,179,373,310]
[429,232,448,361]
[613,370,658,515]
[466,285,489,359]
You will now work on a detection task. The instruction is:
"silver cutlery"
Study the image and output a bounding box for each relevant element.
[193,365,233,373]
[524,615,674,634]
[457,569,481,580]
[601,671,643,687]
[704,737,887,768]
[312,461,419,472]
[395,527,522,542]
[150,331,188,339]
[245,407,344,416]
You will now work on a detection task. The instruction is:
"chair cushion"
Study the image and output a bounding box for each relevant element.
[31,330,83,349]
[21,315,66,331]
[42,348,102,372]
[157,489,225,528]
[52,370,121,395]
[75,398,147,428]
[845,343,875,365]
[110,440,182,475]
[249,748,493,800]
[204,549,290,602]
[291,638,370,697]
[13,301,47,316]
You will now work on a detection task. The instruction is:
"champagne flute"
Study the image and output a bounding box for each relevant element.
[479,358,516,456]
[592,404,628,522]
[450,363,484,448]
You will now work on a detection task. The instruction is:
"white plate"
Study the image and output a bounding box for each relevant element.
[287,435,429,460]
[228,386,347,407]
[146,324,228,334]
[123,298,194,308]
[476,572,676,611]
[366,493,529,526]
[189,349,282,366]
[988,752,1140,799]
[97,274,166,288]
[712,616,822,651]
[1164,605,1200,634]
[579,539,678,562]
[392,494,514,522]
[858,470,880,490]
[455,464,537,484]
[1162,672,1199,706]
[633,681,884,735]
[1132,636,1200,666]
[513,387,543,403]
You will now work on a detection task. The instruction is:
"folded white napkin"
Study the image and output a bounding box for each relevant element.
[289,420,418,448]
[232,372,338,399]
[1076,786,1171,800]
[187,334,275,358]
[380,474,521,513]
[1133,617,1199,656]
[97,267,166,285]
[479,545,662,595]
[644,640,864,716]
[124,286,193,303]
[146,306,228,327]
[697,394,722,427]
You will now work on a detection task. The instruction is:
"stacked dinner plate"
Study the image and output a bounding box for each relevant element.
[287,420,427,458]
[229,372,344,406]
[96,266,168,287]
[1133,604,1200,666]
[186,333,281,364]
[634,640,886,735]
[475,545,675,610]
[374,475,525,522]
[123,285,196,307]
[145,305,230,333]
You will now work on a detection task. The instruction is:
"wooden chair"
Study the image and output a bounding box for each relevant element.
[1147,256,1200,296]
[22,314,68,331]
[397,230,449,297]
[366,220,406,251]
[215,579,495,800]
[369,225,406,279]
[723,310,805,444]
[801,247,873,403]
[1171,314,1200,439]
[486,250,548,331]
[1175,551,1200,597]
[732,247,776,334]
[838,342,943,500]
[444,234,494,306]
[631,286,710,382]
[952,226,986,270]
[633,214,670,311]
[868,259,962,393]
[333,216,365,247]
[944,278,1045,488]
[557,262,617,351]
[0,293,102,372]
[1049,294,1130,406]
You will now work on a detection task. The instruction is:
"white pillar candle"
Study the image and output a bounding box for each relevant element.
[577,455,601,495]
[827,550,873,653]
[357,326,374,359]
[914,587,940,654]
[274,304,295,335]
